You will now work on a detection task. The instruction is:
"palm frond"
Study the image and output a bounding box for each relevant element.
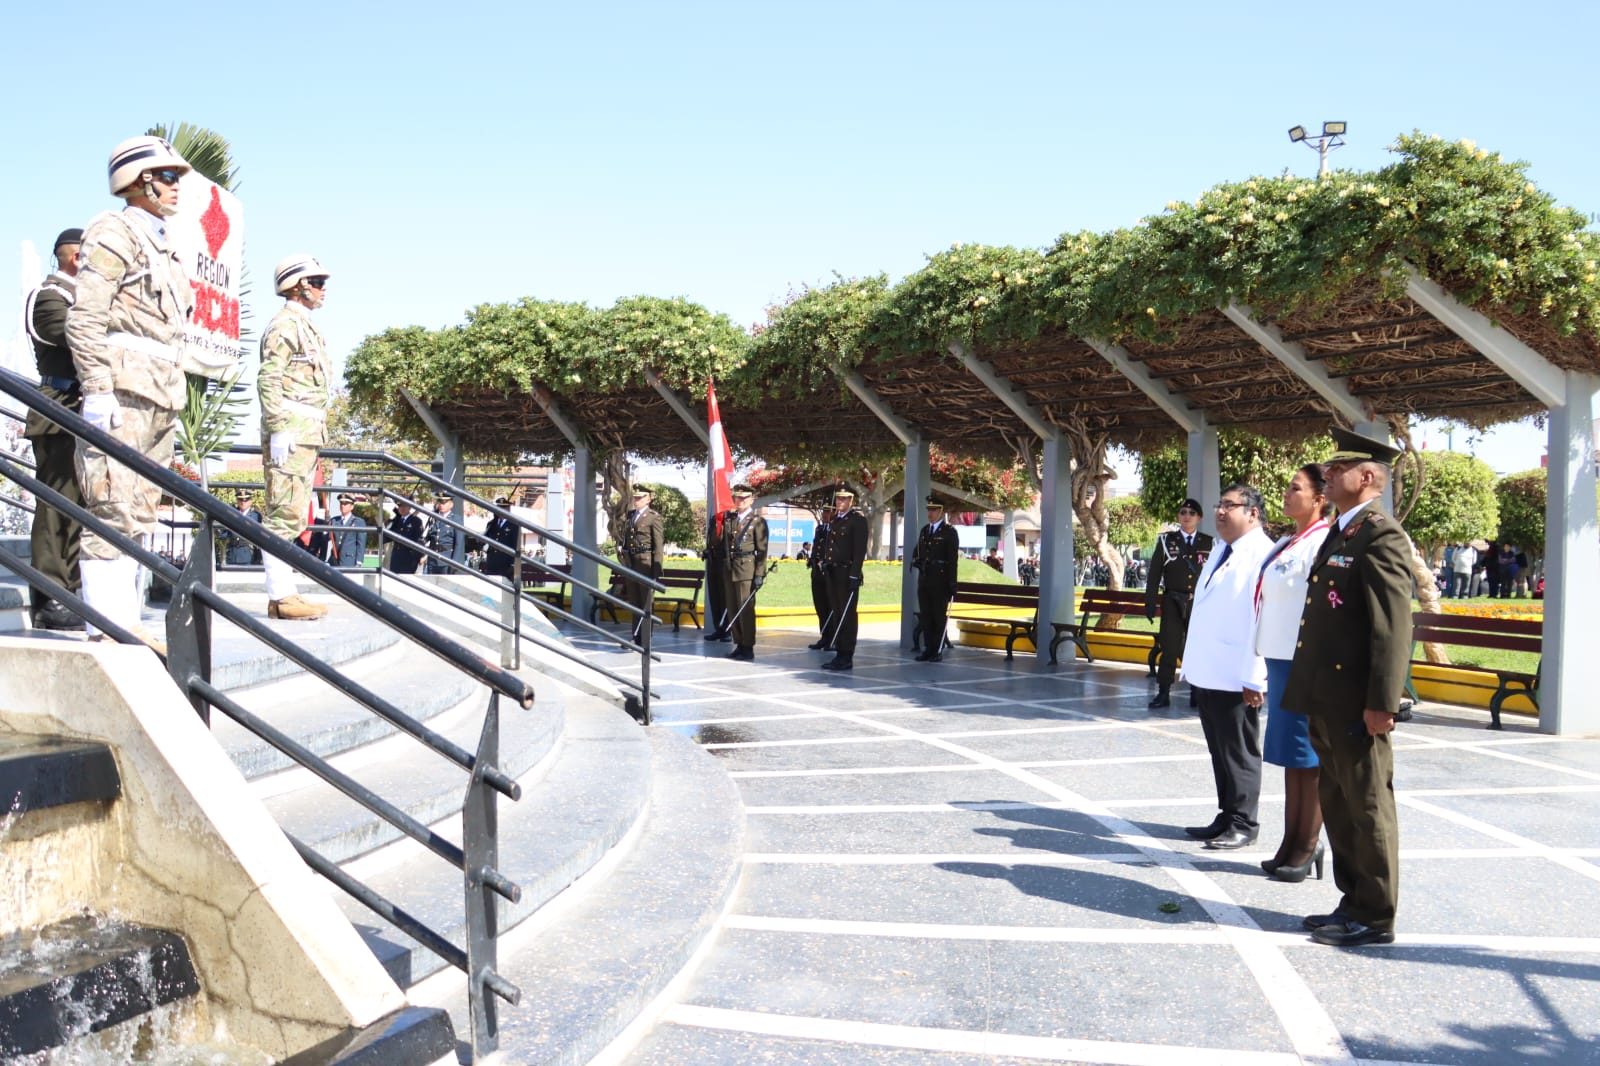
[146,122,240,191]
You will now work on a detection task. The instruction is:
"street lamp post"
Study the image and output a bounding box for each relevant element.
[1287,121,1347,178]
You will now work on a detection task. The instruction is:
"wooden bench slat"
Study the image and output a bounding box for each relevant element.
[1407,609,1542,729]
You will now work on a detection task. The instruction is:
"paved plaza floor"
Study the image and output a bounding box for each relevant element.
[608,623,1600,1066]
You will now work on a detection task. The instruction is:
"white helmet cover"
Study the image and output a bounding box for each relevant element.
[274,254,331,295]
[108,136,191,195]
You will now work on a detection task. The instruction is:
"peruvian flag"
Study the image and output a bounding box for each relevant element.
[707,380,735,535]
[297,463,325,547]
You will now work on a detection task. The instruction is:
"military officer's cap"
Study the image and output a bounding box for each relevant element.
[731,484,754,498]
[495,495,512,506]
[54,228,85,251]
[1179,498,1202,514]
[924,495,944,511]
[434,491,452,502]
[832,486,855,500]
[631,487,651,498]
[234,489,251,500]
[1325,426,1401,467]
[337,494,355,505]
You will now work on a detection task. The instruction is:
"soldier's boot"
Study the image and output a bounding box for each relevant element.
[1148,685,1171,709]
[269,594,328,621]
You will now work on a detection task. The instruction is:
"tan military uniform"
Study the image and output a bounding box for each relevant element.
[65,207,193,561]
[258,302,330,540]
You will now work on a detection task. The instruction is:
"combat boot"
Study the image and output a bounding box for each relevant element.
[268,594,328,620]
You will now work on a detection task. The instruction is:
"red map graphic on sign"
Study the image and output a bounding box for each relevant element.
[200,186,230,260]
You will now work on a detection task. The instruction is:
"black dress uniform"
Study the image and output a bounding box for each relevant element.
[477,506,522,578]
[22,259,84,628]
[820,499,868,669]
[618,502,664,637]
[1145,525,1213,699]
[912,506,961,661]
[720,496,768,658]
[386,509,425,575]
[703,513,730,640]
[808,513,833,648]
[1282,429,1413,946]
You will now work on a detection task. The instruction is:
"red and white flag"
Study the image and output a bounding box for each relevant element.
[707,380,735,535]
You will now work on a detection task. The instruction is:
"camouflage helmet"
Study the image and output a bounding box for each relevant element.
[274,254,331,295]
[108,136,190,196]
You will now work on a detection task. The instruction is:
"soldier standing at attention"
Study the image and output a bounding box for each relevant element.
[476,495,522,579]
[23,227,86,631]
[1145,498,1213,708]
[1284,428,1413,948]
[66,137,195,649]
[702,509,731,642]
[912,496,961,662]
[720,484,768,660]
[258,255,333,620]
[618,487,664,641]
[820,487,868,672]
[807,507,834,650]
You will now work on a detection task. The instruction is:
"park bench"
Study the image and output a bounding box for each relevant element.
[917,582,1077,663]
[591,566,708,632]
[1405,610,1541,730]
[1066,589,1162,674]
[522,562,572,606]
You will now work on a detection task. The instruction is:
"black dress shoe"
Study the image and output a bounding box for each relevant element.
[1302,910,1349,931]
[32,600,86,631]
[705,630,727,642]
[1311,919,1394,947]
[1183,818,1228,840]
[1148,689,1171,709]
[820,657,853,671]
[925,653,942,663]
[1202,827,1258,850]
[808,639,828,650]
[914,652,931,662]
[728,646,753,661]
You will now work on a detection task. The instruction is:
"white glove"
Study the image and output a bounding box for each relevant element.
[269,431,295,466]
[81,392,123,432]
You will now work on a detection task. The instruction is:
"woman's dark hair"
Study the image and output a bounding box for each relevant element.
[1299,462,1336,519]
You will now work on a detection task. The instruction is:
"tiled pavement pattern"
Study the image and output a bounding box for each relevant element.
[608,624,1600,1066]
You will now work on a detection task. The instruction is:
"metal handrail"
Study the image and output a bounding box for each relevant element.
[0,368,532,1060]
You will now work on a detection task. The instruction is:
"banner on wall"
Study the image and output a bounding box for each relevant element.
[168,172,245,379]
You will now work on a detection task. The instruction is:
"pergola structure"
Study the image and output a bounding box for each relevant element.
[352,140,1599,736]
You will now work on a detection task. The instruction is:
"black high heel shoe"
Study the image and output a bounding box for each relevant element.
[1260,858,1283,874]
[1268,844,1325,884]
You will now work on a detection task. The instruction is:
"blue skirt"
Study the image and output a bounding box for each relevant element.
[1263,657,1318,769]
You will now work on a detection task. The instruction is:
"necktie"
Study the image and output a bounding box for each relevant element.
[1206,542,1233,586]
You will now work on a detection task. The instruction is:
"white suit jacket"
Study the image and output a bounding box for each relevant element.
[1179,525,1273,693]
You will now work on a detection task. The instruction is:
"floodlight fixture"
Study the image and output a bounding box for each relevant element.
[1288,120,1348,178]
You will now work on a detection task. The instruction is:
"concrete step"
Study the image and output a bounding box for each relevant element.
[0,735,119,813]
[426,725,745,1066]
[344,691,652,988]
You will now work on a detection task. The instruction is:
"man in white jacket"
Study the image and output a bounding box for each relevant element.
[1179,483,1276,850]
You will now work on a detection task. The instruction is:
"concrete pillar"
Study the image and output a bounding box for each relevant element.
[1002,510,1019,580]
[1035,436,1074,662]
[440,438,466,564]
[1354,419,1395,515]
[570,446,598,621]
[901,437,930,650]
[1540,371,1600,735]
[1187,417,1220,537]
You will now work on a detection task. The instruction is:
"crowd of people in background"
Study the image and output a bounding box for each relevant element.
[1435,540,1538,598]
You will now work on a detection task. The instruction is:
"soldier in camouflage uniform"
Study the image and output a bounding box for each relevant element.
[65,136,195,648]
[258,254,333,620]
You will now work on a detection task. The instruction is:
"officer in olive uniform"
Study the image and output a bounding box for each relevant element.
[66,136,196,649]
[23,228,86,630]
[1145,498,1213,707]
[619,487,664,640]
[259,254,334,620]
[807,508,834,650]
[1283,427,1413,948]
[912,496,961,662]
[820,487,868,671]
[720,484,769,660]
[703,509,731,641]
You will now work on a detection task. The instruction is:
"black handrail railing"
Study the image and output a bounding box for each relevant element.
[0,368,538,1060]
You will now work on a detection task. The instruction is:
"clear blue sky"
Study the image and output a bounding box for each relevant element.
[5,1,1592,481]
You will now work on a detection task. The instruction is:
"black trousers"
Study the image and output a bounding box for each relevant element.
[26,431,82,611]
[917,575,953,653]
[825,571,860,657]
[1194,686,1262,832]
[705,560,726,632]
[1155,599,1190,685]
[810,569,830,638]
[1308,715,1399,930]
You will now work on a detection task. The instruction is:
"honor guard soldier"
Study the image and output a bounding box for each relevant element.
[720,485,769,660]
[66,136,196,650]
[703,508,731,641]
[328,494,369,569]
[819,487,868,671]
[619,487,664,640]
[1283,427,1413,948]
[806,507,834,650]
[476,496,522,578]
[425,493,459,573]
[259,254,334,619]
[23,227,87,630]
[1144,497,1213,707]
[912,495,961,661]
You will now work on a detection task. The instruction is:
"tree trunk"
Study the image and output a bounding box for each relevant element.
[1063,421,1123,630]
[1408,535,1450,665]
